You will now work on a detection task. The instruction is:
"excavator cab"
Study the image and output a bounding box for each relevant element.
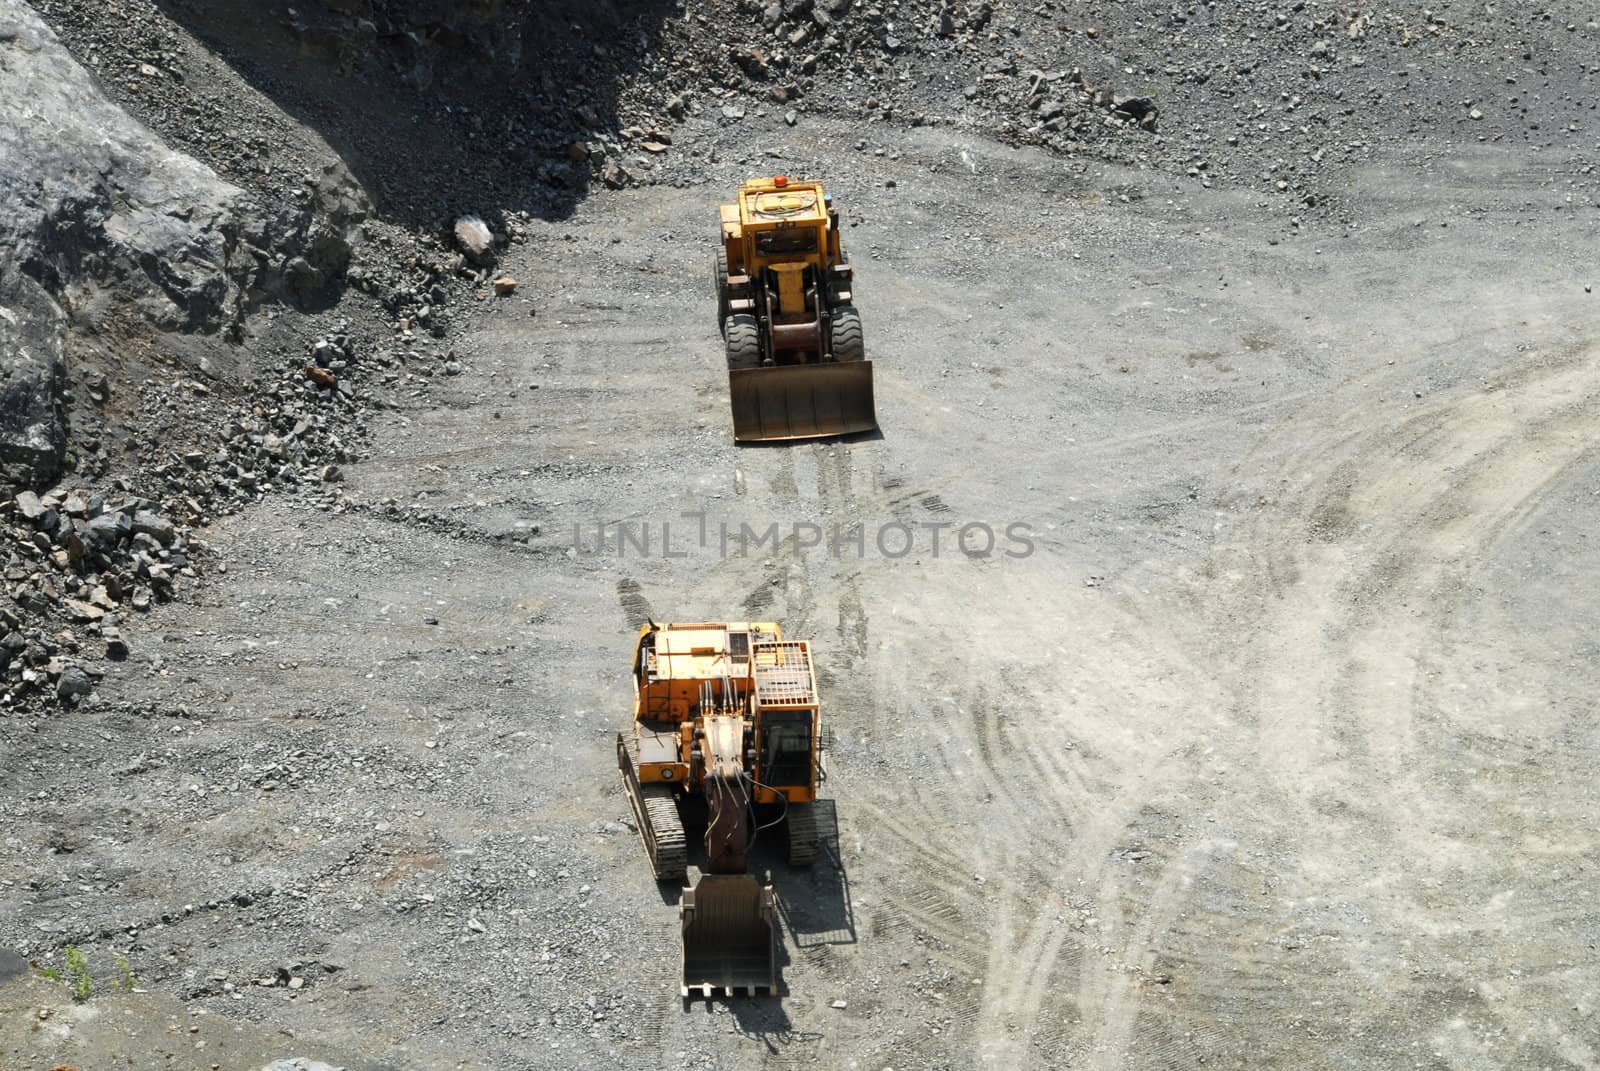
[715,177,878,443]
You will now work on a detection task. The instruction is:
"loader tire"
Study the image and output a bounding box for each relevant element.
[830,305,864,363]
[725,313,761,370]
[713,249,729,329]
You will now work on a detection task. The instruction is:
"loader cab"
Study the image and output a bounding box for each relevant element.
[754,227,819,258]
[728,176,837,280]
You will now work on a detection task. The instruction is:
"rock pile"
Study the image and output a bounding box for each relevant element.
[1,487,194,708]
[130,332,375,524]
[0,319,408,709]
[600,0,1600,216]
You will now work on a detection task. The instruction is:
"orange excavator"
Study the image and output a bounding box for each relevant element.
[617,621,828,996]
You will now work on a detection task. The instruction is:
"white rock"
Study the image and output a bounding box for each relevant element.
[454,215,494,259]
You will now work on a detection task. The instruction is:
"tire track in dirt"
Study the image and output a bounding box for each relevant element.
[1216,346,1600,806]
[849,583,1236,1068]
[971,676,1228,1068]
[1192,339,1600,1058]
[1073,839,1209,1071]
[727,431,1272,1067]
[761,429,1248,1068]
[616,577,656,628]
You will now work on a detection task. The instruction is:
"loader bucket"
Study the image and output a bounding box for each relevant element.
[729,362,877,443]
[680,874,777,997]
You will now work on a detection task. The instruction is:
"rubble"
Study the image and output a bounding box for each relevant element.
[1,485,194,706]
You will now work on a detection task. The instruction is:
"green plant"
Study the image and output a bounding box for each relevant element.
[36,966,62,982]
[63,946,91,1001]
[115,954,137,992]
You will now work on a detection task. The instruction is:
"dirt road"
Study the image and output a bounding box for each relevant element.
[5,118,1599,1070]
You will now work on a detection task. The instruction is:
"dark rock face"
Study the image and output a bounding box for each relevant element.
[0,2,369,494]
[0,1,254,490]
[0,273,68,490]
[342,0,535,73]
[243,162,369,309]
[0,4,246,333]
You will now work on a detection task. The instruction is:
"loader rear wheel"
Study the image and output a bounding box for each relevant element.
[725,313,761,370]
[786,802,820,867]
[830,305,864,363]
[712,248,728,296]
[713,249,729,328]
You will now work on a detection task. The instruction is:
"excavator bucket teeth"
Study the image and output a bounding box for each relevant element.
[729,363,877,443]
[680,874,777,997]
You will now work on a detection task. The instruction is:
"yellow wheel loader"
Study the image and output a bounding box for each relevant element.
[715,176,878,442]
[617,621,829,996]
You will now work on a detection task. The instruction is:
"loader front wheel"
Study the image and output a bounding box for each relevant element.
[830,305,864,363]
[725,313,761,370]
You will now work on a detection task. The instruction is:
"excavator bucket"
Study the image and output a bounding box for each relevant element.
[680,874,777,997]
[729,363,877,443]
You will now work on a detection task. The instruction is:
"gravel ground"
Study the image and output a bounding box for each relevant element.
[7,113,1600,1068]
[4,3,1600,1070]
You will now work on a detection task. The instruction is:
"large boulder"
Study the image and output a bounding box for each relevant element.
[0,272,66,490]
[0,1,369,493]
[244,161,368,309]
[0,0,248,332]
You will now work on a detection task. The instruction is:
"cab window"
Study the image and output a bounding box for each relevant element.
[755,229,819,256]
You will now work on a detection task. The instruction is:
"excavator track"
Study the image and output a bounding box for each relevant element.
[786,801,820,867]
[617,732,687,882]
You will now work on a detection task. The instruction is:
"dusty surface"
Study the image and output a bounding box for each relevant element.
[5,105,1599,1071]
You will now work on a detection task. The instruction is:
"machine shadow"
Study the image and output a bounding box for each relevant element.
[155,0,681,228]
[770,808,856,950]
[681,970,825,1059]
[727,996,825,1056]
